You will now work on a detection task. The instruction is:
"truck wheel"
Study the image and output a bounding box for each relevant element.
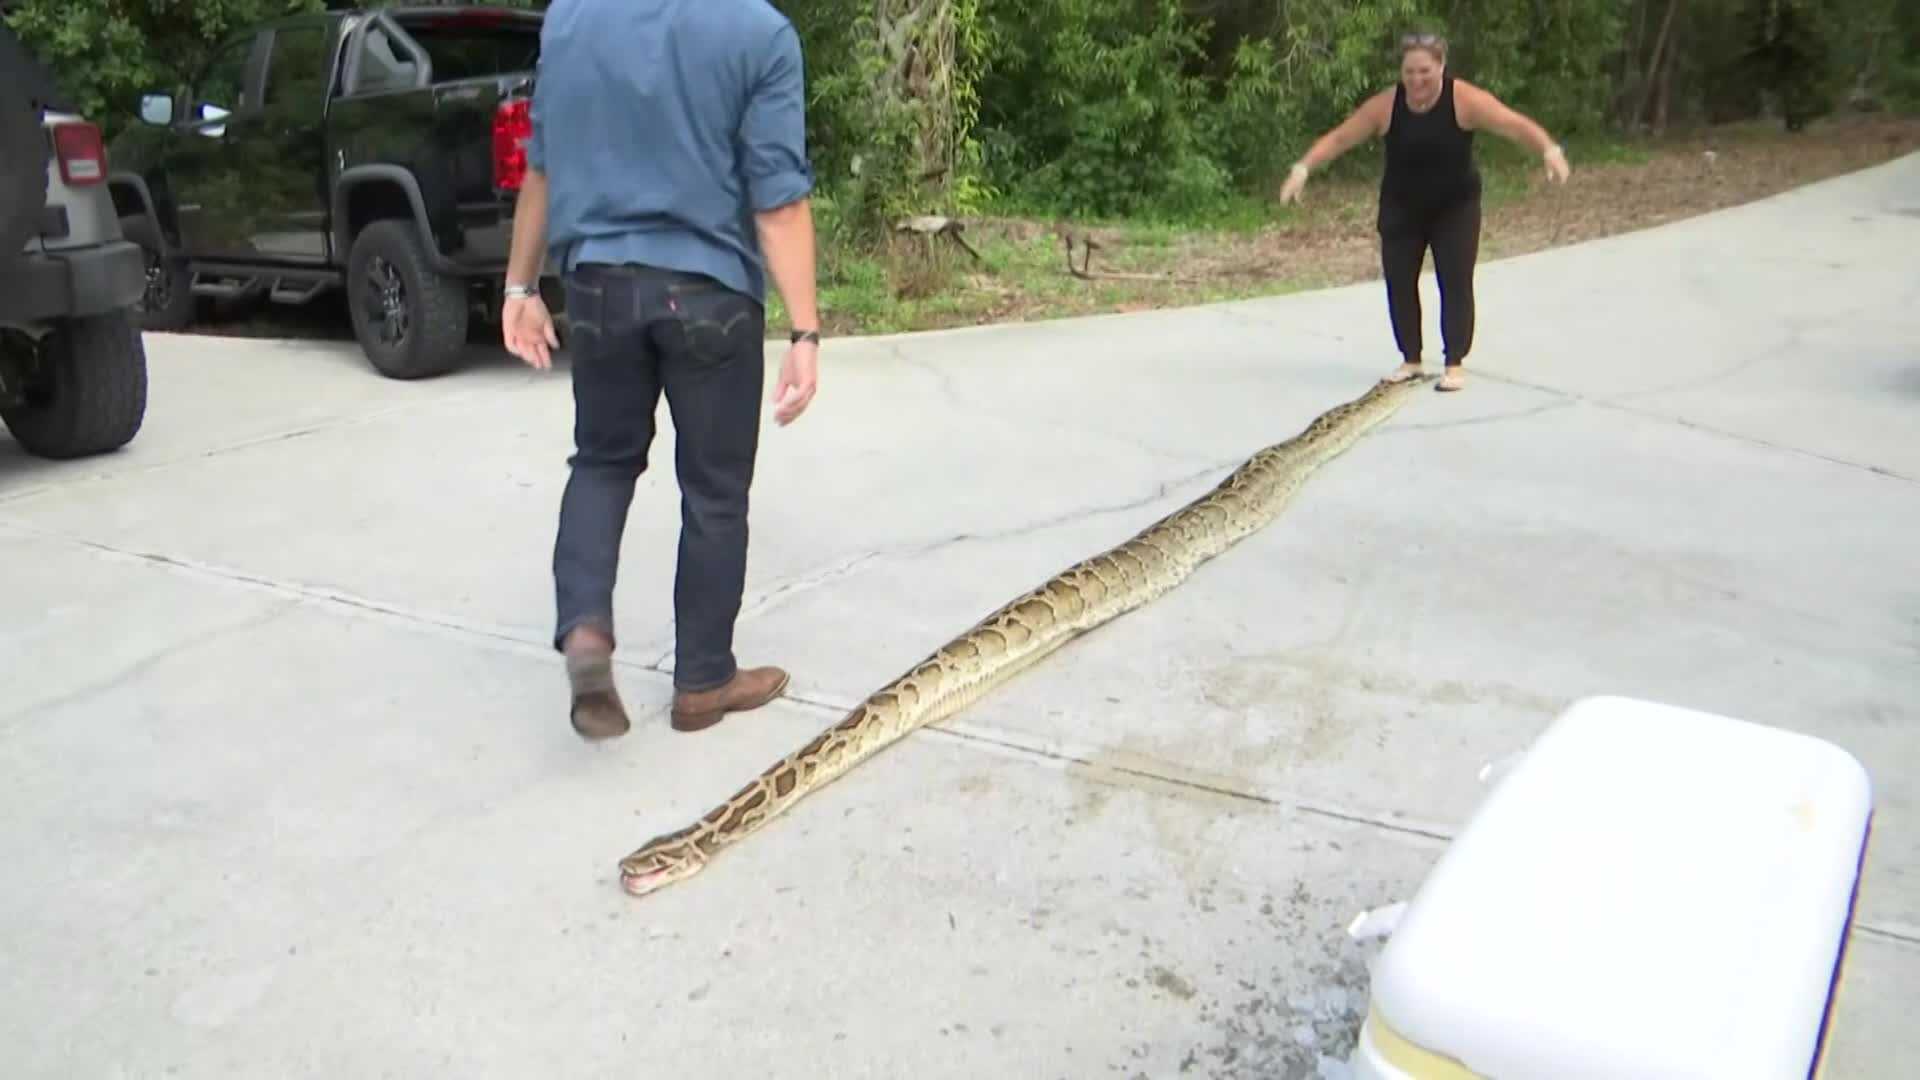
[346,219,468,379]
[121,215,194,331]
[0,309,148,459]
[0,85,48,260]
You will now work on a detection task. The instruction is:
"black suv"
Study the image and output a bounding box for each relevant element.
[108,4,549,379]
[1,22,149,460]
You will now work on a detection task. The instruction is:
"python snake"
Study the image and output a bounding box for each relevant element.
[620,373,1428,896]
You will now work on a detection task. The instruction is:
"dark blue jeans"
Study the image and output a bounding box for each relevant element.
[551,262,765,692]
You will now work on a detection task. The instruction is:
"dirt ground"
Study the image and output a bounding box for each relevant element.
[1193,111,1920,290]
[946,112,1920,326]
[183,112,1920,343]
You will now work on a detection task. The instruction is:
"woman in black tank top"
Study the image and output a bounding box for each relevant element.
[1279,34,1570,391]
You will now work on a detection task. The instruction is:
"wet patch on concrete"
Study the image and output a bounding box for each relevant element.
[1180,937,1380,1078]
[1115,879,1393,1079]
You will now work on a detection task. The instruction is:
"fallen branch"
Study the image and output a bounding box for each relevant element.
[1056,228,1200,284]
[893,214,983,263]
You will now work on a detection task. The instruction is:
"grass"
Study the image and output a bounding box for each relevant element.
[192,111,1920,347]
[766,111,1920,339]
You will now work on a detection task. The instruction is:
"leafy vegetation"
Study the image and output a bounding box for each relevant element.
[9,0,1916,338]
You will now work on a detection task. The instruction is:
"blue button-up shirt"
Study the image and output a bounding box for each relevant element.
[525,0,814,303]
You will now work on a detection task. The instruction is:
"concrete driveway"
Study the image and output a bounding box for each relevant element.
[3,153,1916,1077]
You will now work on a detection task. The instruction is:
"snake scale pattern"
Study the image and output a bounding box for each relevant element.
[619,373,1427,896]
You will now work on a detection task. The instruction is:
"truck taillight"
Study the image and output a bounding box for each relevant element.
[52,122,106,186]
[492,99,531,192]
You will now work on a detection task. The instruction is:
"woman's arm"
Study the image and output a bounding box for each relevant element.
[1299,89,1393,170]
[1280,89,1392,203]
[1454,79,1570,181]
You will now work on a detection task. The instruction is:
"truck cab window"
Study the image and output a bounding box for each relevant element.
[355,27,422,94]
[264,25,334,110]
[193,36,253,121]
[399,22,540,82]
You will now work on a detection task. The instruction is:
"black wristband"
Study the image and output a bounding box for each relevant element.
[790,329,820,344]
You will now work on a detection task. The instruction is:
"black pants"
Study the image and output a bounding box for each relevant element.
[1378,194,1481,366]
[551,261,765,692]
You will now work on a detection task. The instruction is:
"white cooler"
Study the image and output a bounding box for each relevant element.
[1351,695,1873,1079]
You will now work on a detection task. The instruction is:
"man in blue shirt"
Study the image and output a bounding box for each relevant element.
[500,0,821,741]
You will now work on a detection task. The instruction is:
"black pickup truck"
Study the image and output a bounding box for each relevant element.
[108,4,547,379]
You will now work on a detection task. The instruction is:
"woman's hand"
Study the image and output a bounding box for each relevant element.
[1279,162,1310,205]
[1543,144,1571,184]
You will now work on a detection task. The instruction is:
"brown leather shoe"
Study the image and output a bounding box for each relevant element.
[670,666,791,732]
[566,650,630,741]
[571,689,631,740]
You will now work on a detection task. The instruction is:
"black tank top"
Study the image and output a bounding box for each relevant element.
[1380,72,1480,214]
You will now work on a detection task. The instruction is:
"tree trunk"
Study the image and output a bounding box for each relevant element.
[872,0,957,197]
[1612,0,1655,127]
[1635,0,1685,130]
[1652,24,1679,135]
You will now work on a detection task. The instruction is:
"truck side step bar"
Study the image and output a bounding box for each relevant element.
[269,278,331,305]
[190,275,261,300]
[187,263,341,304]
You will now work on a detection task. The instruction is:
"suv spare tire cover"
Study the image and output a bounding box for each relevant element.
[0,24,57,262]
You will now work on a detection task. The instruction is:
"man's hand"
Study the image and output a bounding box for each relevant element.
[771,339,818,425]
[751,195,821,425]
[503,294,559,370]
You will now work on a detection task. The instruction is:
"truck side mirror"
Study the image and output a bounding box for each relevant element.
[139,93,175,126]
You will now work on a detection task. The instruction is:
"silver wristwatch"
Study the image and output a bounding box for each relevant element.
[504,282,537,300]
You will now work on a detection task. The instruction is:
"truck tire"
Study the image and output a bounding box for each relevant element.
[346,219,468,379]
[0,85,48,261]
[121,215,194,331]
[1,309,148,459]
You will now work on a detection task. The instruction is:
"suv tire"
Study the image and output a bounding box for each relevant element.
[1,309,148,459]
[346,219,468,379]
[0,85,49,260]
[121,215,194,331]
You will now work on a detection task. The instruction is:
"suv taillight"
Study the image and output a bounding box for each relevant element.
[492,99,531,192]
[52,122,106,186]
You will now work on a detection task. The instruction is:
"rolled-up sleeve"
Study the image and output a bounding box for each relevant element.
[739,24,814,211]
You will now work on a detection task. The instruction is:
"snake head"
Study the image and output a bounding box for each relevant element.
[619,829,708,897]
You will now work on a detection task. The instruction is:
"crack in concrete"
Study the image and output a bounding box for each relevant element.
[1599,311,1849,406]
[0,378,531,509]
[1475,370,1918,485]
[648,548,889,669]
[1381,398,1579,434]
[1857,923,1920,948]
[0,521,552,659]
[751,685,1920,944]
[3,517,1467,852]
[896,345,964,409]
[2,521,1461,847]
[768,686,1461,844]
[770,458,1234,592]
[0,479,54,506]
[639,455,1240,666]
[20,519,1920,936]
[0,596,305,731]
[737,550,884,623]
[895,346,1220,467]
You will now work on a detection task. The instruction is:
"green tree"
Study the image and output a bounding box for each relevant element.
[9,0,1912,239]
[4,0,331,131]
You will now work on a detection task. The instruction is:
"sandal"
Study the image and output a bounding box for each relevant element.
[1382,366,1423,385]
[1435,369,1466,392]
